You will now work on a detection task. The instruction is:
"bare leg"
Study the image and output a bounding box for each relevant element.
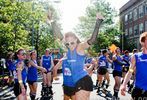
[47,72,52,86]
[43,73,47,86]
[75,90,90,100]
[113,76,121,98]
[64,94,71,100]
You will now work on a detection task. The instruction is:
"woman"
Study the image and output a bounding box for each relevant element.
[40,48,54,95]
[27,50,46,100]
[48,9,103,99]
[121,32,147,100]
[97,49,112,93]
[13,49,27,100]
[62,14,103,100]
[54,56,76,100]
[6,51,15,86]
[112,47,125,99]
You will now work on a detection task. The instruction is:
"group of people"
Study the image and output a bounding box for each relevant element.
[4,12,147,100]
[5,49,56,100]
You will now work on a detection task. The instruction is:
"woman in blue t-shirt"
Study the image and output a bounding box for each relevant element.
[40,49,54,95]
[54,56,76,100]
[112,47,125,99]
[13,49,27,100]
[27,50,46,100]
[121,32,147,100]
[49,11,104,99]
[6,51,15,86]
[62,14,103,99]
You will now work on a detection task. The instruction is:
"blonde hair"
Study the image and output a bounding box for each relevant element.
[64,32,81,43]
[140,32,147,44]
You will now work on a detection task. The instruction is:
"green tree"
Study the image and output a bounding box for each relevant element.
[75,0,121,53]
[0,0,30,57]
[0,0,62,58]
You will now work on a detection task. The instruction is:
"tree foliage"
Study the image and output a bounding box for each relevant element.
[0,0,62,58]
[75,0,122,54]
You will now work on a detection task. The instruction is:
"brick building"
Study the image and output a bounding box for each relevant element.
[120,0,147,50]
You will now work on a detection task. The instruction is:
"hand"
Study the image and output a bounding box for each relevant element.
[96,13,104,20]
[42,68,47,72]
[120,84,126,96]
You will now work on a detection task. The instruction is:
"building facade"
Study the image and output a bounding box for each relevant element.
[120,0,147,50]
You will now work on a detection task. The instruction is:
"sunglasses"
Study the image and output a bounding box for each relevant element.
[65,42,75,47]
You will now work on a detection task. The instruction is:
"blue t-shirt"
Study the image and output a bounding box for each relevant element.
[14,60,27,84]
[113,55,123,72]
[62,59,75,87]
[123,55,130,67]
[67,48,87,83]
[135,52,147,90]
[27,60,38,81]
[42,55,52,70]
[6,60,15,71]
[85,57,92,64]
[98,55,108,68]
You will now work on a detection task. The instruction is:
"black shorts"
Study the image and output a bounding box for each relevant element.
[131,87,147,100]
[113,70,122,77]
[13,82,27,97]
[63,85,75,97]
[122,67,129,72]
[27,80,37,85]
[75,75,93,92]
[44,70,52,74]
[97,67,108,75]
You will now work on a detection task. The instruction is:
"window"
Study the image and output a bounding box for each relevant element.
[125,29,128,36]
[145,2,147,14]
[145,21,147,31]
[129,27,133,36]
[139,23,144,34]
[125,14,128,22]
[133,38,138,49]
[129,11,133,20]
[133,9,138,20]
[134,25,138,35]
[139,5,144,18]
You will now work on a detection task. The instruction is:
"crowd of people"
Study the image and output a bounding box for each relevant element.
[1,12,147,100]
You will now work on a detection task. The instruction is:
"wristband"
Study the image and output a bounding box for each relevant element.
[129,68,134,73]
[16,67,22,71]
[19,80,23,84]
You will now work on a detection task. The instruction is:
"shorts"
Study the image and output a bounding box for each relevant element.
[44,68,52,74]
[75,75,93,92]
[13,82,27,97]
[113,70,122,77]
[63,85,75,97]
[44,71,51,74]
[97,67,108,75]
[27,80,37,85]
[131,87,147,100]
[122,67,129,72]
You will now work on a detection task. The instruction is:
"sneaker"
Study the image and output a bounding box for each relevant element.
[97,87,100,93]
